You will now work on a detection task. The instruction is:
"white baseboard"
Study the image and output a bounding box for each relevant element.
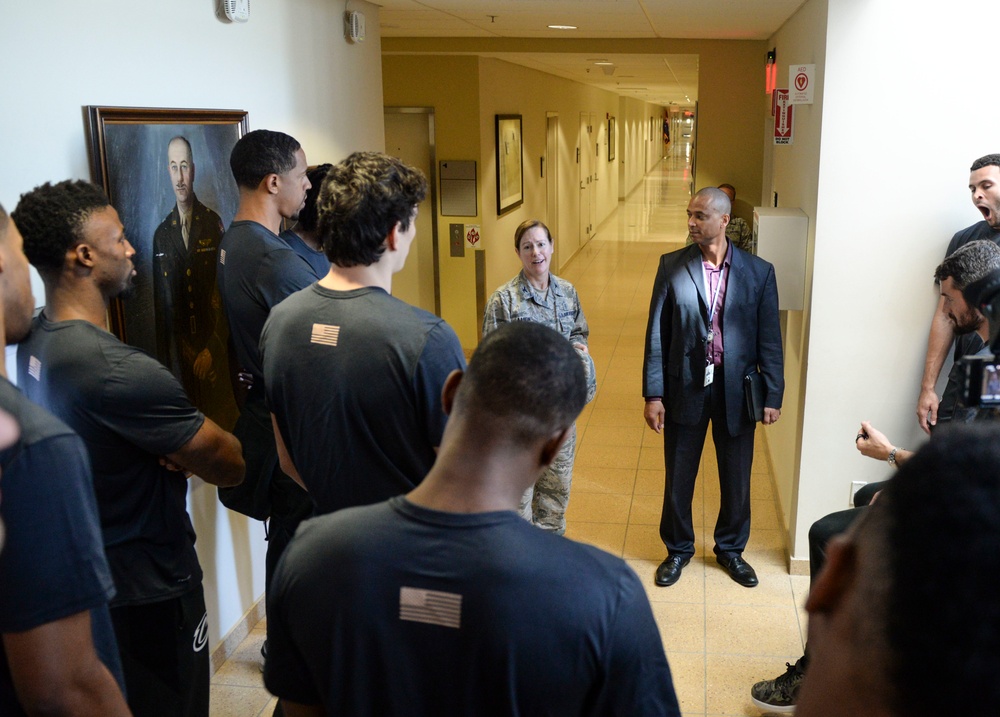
[788,556,810,576]
[211,596,266,674]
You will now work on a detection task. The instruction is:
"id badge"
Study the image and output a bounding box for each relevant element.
[704,363,714,387]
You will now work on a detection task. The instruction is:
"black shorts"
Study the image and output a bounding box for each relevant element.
[111,585,210,717]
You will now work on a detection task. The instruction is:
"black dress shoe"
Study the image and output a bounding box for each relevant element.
[654,555,691,587]
[717,555,759,587]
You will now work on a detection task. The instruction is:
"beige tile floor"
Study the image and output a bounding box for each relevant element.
[209,142,809,716]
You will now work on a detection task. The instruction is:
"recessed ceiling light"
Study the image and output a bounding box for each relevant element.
[594,61,614,66]
[548,24,577,30]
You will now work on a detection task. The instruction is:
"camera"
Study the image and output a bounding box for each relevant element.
[957,270,1000,408]
[956,353,1000,408]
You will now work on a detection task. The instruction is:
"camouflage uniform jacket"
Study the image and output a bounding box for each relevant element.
[483,270,597,403]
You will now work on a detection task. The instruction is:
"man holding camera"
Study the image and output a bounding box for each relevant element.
[917,154,1000,432]
[751,239,1000,713]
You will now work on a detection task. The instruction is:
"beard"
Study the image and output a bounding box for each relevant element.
[952,310,984,336]
[115,272,136,300]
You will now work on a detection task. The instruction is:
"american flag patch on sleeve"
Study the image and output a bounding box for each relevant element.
[310,323,340,347]
[399,587,462,629]
[27,355,41,381]
[219,249,226,265]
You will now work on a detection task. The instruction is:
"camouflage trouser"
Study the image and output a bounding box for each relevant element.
[520,423,576,535]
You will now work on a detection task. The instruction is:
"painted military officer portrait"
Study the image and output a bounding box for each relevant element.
[153,136,237,429]
[85,106,247,431]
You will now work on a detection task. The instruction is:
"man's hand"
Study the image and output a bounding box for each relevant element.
[572,342,589,355]
[762,407,781,425]
[916,387,939,435]
[855,420,891,461]
[193,348,213,380]
[644,399,665,434]
[159,456,192,478]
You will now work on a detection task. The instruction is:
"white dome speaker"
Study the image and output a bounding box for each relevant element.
[221,0,249,23]
[345,11,365,43]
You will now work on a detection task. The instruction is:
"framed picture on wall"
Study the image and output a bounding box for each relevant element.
[608,117,616,162]
[85,105,248,430]
[495,114,523,215]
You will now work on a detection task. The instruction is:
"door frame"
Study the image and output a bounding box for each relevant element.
[383,106,441,315]
[545,112,560,271]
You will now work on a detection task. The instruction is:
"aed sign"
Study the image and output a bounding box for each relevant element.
[788,64,815,105]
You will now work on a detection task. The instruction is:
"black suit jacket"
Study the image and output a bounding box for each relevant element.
[643,243,784,436]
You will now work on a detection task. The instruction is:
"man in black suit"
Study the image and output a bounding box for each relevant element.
[643,187,783,588]
[153,135,236,429]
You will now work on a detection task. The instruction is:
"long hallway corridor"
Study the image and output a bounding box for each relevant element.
[209,143,808,716]
[558,144,808,716]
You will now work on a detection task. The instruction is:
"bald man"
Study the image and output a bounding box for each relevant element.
[643,187,783,588]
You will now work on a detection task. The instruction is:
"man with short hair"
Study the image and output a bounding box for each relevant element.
[644,187,783,588]
[0,201,131,716]
[279,163,332,279]
[917,154,1000,432]
[215,129,316,599]
[751,239,1000,713]
[264,322,682,717]
[13,180,244,717]
[795,423,1000,717]
[261,151,465,515]
[153,136,235,429]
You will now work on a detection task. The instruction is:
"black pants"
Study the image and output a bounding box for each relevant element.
[660,372,755,560]
[807,480,886,583]
[265,469,313,594]
[798,479,887,671]
[233,393,314,592]
[111,586,210,717]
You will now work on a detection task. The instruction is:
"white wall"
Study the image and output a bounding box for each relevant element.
[619,96,668,200]
[477,57,621,294]
[0,0,386,647]
[760,0,828,556]
[783,0,1000,560]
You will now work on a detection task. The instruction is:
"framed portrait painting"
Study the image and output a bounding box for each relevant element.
[608,117,616,162]
[495,114,523,215]
[86,106,248,430]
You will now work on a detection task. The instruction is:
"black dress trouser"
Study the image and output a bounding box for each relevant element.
[660,369,755,560]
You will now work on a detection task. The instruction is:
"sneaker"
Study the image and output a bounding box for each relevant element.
[750,661,804,713]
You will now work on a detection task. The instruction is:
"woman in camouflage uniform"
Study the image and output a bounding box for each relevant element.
[482,220,597,534]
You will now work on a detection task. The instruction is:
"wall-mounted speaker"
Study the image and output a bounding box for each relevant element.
[345,11,365,43]
[220,0,249,23]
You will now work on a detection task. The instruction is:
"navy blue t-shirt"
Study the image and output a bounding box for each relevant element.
[260,285,465,514]
[279,229,330,280]
[944,219,1000,257]
[265,497,681,716]
[17,315,206,605]
[0,377,125,714]
[217,220,317,385]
